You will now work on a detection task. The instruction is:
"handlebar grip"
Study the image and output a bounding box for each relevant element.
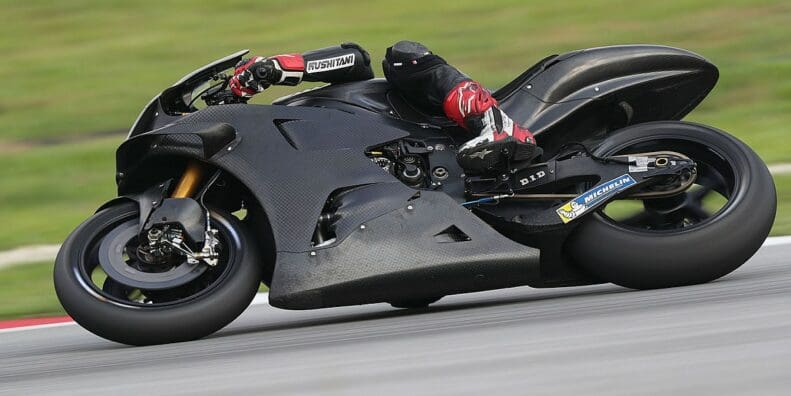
[253,63,275,80]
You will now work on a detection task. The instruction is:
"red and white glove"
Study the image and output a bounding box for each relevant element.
[229,54,306,97]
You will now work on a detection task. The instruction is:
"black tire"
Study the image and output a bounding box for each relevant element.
[390,296,443,309]
[567,121,776,289]
[54,202,262,345]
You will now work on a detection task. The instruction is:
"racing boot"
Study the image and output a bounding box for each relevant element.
[444,81,538,174]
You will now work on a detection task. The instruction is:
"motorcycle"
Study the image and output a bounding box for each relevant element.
[54,45,776,345]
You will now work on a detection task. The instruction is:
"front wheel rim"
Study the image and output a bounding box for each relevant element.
[72,210,239,308]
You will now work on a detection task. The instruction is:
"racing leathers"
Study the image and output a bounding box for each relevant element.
[230,41,537,173]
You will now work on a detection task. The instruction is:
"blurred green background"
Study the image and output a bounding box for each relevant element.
[0,0,789,319]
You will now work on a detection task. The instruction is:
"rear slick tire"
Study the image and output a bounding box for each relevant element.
[567,121,776,290]
[54,202,262,345]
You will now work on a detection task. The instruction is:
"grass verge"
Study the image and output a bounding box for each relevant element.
[0,261,270,321]
[0,137,119,251]
[0,261,63,320]
[770,174,791,236]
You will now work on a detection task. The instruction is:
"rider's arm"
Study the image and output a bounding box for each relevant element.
[230,43,374,97]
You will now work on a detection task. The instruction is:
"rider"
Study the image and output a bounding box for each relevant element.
[230,41,537,173]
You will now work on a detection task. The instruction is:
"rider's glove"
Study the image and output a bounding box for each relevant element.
[230,57,279,97]
[230,54,305,97]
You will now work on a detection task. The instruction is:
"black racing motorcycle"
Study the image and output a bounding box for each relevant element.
[54,45,776,345]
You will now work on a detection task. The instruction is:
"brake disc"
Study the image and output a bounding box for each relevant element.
[98,220,208,290]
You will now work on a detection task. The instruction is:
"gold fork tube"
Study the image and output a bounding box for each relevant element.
[171,160,204,198]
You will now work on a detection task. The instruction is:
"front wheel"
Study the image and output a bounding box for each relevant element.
[567,121,776,289]
[54,202,262,345]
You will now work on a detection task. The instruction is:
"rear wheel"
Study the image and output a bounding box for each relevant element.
[54,202,261,345]
[567,121,775,289]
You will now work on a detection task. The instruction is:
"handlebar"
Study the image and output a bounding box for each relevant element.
[199,74,248,106]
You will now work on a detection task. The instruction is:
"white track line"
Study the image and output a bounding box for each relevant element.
[250,292,270,306]
[768,163,791,175]
[0,244,61,269]
[2,236,791,334]
[762,235,791,247]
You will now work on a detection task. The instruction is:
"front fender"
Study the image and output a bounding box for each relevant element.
[96,181,172,232]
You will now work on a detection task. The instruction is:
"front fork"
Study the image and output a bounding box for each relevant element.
[172,160,205,199]
[141,160,220,266]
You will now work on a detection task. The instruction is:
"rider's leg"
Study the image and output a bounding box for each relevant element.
[382,40,537,174]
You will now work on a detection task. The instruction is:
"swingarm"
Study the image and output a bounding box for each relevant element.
[465,151,697,227]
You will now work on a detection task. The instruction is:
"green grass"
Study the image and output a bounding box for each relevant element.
[771,174,791,236]
[0,137,119,250]
[0,261,64,320]
[0,0,789,152]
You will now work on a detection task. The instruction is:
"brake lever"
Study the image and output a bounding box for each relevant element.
[202,88,248,106]
[218,91,249,104]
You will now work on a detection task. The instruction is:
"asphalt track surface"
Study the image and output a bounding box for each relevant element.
[1,243,790,395]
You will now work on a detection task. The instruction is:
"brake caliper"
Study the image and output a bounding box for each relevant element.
[141,198,221,266]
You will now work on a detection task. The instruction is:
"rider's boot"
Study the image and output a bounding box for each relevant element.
[444,80,538,174]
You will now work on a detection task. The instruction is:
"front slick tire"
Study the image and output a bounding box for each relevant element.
[568,121,776,290]
[54,202,261,346]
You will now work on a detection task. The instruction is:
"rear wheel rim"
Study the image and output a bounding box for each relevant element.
[597,136,739,233]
